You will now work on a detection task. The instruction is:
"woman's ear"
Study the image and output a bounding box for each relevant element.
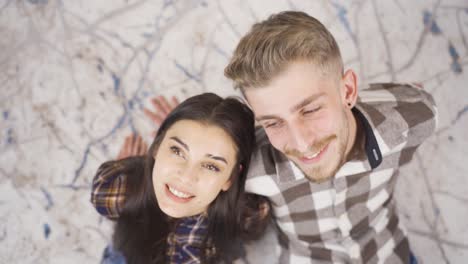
[221,180,232,191]
[222,163,243,191]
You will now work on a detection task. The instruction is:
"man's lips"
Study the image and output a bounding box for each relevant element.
[165,184,195,203]
[298,143,330,164]
[284,135,337,164]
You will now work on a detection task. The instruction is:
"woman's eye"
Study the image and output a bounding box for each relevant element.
[203,164,220,172]
[170,146,183,157]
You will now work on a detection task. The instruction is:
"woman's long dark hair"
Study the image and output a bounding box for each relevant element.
[111,93,258,263]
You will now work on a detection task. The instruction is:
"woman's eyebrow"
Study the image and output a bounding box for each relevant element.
[169,136,189,151]
[170,137,228,164]
[206,154,228,165]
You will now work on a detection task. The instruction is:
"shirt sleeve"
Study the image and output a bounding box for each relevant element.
[359,83,438,167]
[362,82,437,146]
[90,159,129,220]
[390,83,438,148]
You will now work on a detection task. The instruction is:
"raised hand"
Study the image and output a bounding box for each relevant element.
[143,95,180,128]
[117,133,148,160]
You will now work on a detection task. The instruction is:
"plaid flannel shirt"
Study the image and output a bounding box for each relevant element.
[167,214,215,264]
[245,83,437,263]
[91,160,214,264]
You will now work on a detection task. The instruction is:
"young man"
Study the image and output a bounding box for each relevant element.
[92,11,437,263]
[222,11,437,263]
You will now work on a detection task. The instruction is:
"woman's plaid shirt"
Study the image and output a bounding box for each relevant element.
[91,161,214,264]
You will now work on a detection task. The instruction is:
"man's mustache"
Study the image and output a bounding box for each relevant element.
[284,134,336,157]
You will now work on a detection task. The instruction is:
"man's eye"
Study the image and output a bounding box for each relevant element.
[303,107,321,115]
[203,163,220,172]
[170,146,183,157]
[264,122,281,129]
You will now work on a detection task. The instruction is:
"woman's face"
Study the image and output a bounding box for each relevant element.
[153,120,238,218]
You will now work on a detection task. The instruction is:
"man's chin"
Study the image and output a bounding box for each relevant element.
[295,162,336,183]
[286,154,336,183]
[305,173,333,183]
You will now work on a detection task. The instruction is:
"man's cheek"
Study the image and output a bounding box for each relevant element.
[265,129,287,149]
[267,135,285,152]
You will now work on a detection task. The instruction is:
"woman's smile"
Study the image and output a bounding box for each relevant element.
[165,183,195,203]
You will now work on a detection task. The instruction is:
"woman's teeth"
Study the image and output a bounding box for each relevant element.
[168,186,192,198]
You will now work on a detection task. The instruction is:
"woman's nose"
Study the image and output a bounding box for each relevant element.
[177,165,198,184]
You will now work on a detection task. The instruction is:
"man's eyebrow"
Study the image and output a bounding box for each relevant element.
[169,136,189,151]
[290,93,325,113]
[255,93,325,122]
[256,114,281,122]
[206,154,228,165]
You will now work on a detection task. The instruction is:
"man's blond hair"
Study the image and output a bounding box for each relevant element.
[225,11,343,90]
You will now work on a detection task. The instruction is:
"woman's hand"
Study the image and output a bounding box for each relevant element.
[117,134,148,160]
[144,95,180,128]
[241,194,272,241]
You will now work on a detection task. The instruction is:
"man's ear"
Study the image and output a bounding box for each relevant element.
[341,69,358,107]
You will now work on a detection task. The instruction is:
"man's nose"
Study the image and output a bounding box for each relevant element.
[287,122,314,153]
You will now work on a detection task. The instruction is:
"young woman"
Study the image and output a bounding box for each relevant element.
[92,93,270,263]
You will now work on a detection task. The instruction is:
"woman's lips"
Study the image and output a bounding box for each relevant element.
[165,184,195,203]
[299,143,329,164]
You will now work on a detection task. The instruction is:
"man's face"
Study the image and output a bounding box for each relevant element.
[245,61,357,182]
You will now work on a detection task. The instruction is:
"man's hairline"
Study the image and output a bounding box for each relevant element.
[236,60,343,105]
[235,58,343,91]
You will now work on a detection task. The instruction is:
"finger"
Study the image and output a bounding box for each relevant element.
[131,134,140,155]
[144,108,164,125]
[118,135,131,159]
[259,201,270,218]
[136,135,144,155]
[142,142,148,155]
[171,96,179,107]
[159,95,173,114]
[151,96,169,115]
[117,144,125,159]
[139,139,148,155]
[125,135,133,155]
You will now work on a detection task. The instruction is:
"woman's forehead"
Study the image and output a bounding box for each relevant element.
[164,120,238,160]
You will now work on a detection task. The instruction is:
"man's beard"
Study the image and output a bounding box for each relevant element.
[284,120,350,183]
[305,137,347,183]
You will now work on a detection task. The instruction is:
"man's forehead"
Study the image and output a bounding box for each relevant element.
[244,77,332,102]
[245,87,326,114]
